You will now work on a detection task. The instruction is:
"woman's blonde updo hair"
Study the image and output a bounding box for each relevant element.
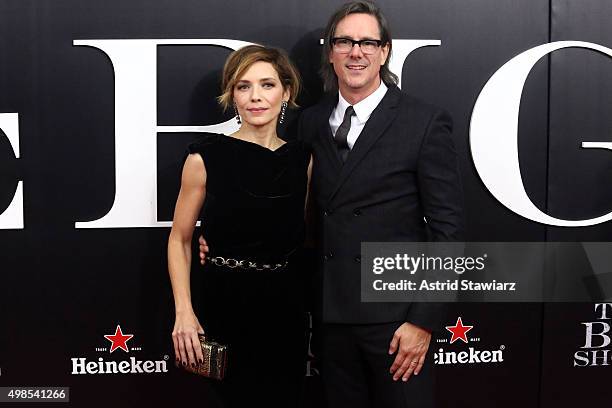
[218,45,301,111]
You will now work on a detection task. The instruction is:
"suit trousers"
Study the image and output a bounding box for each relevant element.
[316,322,435,408]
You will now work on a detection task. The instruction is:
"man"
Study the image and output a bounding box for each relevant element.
[298,2,463,407]
[201,2,463,406]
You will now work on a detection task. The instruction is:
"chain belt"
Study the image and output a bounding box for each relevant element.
[208,256,288,271]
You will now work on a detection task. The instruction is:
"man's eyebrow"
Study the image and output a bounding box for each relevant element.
[334,35,380,40]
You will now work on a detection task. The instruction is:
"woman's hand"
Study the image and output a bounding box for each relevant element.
[172,310,205,367]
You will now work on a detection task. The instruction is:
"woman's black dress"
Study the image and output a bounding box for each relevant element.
[187,133,310,408]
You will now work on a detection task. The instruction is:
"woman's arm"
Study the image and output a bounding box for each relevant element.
[168,153,207,367]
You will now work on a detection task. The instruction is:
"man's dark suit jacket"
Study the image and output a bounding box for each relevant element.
[298,85,464,330]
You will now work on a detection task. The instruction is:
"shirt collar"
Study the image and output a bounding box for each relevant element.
[337,81,388,124]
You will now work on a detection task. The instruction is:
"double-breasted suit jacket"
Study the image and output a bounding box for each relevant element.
[299,85,464,329]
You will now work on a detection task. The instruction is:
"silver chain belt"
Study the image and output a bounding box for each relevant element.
[208,256,288,271]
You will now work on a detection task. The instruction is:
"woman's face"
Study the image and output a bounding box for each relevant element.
[233,61,289,128]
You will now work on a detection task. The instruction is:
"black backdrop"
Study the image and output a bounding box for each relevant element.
[0,0,610,407]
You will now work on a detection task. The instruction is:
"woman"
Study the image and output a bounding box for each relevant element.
[167,45,311,408]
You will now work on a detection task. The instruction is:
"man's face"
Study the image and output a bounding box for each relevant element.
[329,13,389,97]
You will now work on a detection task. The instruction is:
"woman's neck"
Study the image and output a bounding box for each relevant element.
[232,122,282,149]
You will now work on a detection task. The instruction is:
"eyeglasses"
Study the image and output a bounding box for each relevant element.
[331,37,384,55]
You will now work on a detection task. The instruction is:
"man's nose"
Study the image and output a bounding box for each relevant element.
[349,42,364,58]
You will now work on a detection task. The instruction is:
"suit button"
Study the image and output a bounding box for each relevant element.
[353,209,361,216]
[324,252,333,261]
[354,256,361,263]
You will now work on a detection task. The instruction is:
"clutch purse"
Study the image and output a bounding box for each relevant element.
[184,333,228,380]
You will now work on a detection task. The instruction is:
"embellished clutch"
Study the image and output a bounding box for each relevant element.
[184,334,228,380]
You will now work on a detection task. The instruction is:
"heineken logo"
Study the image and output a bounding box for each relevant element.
[70,324,169,375]
[434,317,506,365]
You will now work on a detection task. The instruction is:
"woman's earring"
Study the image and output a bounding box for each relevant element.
[279,101,288,124]
[234,103,241,124]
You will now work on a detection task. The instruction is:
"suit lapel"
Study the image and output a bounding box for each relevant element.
[315,93,343,174]
[326,86,402,207]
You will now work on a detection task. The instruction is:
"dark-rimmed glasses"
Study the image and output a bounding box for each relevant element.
[331,37,384,55]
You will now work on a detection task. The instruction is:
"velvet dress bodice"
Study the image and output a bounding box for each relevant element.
[187,133,310,262]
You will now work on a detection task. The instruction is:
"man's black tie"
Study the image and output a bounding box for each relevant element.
[334,106,355,162]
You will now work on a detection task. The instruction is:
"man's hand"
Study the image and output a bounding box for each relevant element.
[198,235,209,265]
[388,322,432,382]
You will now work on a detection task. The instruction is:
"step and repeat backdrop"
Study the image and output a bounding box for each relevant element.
[1,0,611,406]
